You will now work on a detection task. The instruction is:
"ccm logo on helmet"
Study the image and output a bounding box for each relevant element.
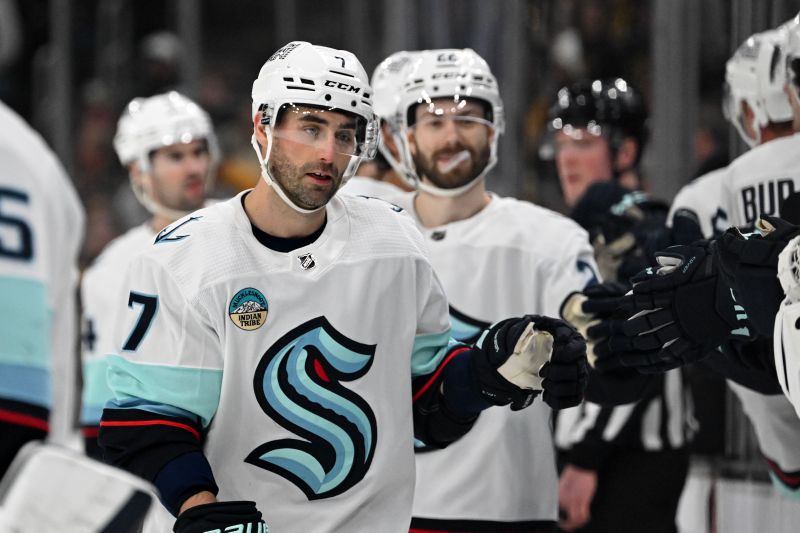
[323,80,361,93]
[431,72,466,80]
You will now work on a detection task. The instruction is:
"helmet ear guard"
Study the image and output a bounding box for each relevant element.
[250,41,379,214]
[371,51,419,182]
[113,91,218,219]
[395,48,505,196]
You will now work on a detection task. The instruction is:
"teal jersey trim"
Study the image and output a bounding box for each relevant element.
[0,277,50,369]
[769,472,800,500]
[81,358,113,425]
[0,362,50,407]
[410,330,457,378]
[106,354,222,428]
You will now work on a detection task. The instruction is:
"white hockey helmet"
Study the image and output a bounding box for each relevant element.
[724,28,793,147]
[397,48,504,197]
[782,13,800,116]
[114,91,219,218]
[371,51,419,180]
[251,41,379,214]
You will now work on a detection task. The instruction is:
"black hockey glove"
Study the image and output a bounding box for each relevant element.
[536,316,590,409]
[471,316,588,411]
[716,216,800,337]
[174,501,267,533]
[615,241,753,372]
[560,282,630,372]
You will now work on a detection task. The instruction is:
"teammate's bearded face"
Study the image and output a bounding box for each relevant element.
[408,98,492,190]
[554,129,613,207]
[268,106,357,210]
[147,139,210,211]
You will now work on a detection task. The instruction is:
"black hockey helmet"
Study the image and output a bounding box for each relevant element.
[544,78,648,167]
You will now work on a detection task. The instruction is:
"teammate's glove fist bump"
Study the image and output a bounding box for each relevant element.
[534,315,589,409]
[560,282,630,372]
[471,316,588,411]
[618,241,752,372]
[174,501,268,533]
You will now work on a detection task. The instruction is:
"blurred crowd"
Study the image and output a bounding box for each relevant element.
[0,0,735,265]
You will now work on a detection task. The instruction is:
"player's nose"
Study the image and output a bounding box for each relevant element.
[317,136,337,162]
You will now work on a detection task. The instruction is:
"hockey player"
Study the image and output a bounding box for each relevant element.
[546,78,647,208]
[80,91,218,458]
[97,41,589,533]
[0,100,85,476]
[380,48,595,533]
[341,51,416,199]
[547,79,693,533]
[600,24,800,496]
[666,28,800,499]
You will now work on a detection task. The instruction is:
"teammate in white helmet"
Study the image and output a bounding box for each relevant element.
[341,51,416,199]
[670,27,795,240]
[382,48,595,533]
[667,27,800,500]
[79,91,218,458]
[96,41,588,533]
[602,23,800,500]
[0,100,84,476]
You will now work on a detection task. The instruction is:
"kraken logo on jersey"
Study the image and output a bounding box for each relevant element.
[247,316,378,500]
[449,306,490,344]
[229,288,268,330]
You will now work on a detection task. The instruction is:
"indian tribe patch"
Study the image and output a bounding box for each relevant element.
[229,288,268,331]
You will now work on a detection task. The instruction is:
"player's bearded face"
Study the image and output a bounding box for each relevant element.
[268,106,358,210]
[148,139,210,211]
[409,99,493,190]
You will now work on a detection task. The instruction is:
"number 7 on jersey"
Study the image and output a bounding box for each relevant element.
[122,292,159,351]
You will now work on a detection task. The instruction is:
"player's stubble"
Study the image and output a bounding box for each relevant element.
[268,150,343,211]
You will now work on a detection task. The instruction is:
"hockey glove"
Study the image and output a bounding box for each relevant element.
[716,216,800,336]
[560,282,630,371]
[536,316,590,409]
[173,501,267,533]
[616,241,752,372]
[471,316,588,411]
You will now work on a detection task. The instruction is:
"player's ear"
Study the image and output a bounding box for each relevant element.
[614,138,638,172]
[128,161,144,181]
[406,129,418,157]
[381,123,401,159]
[253,114,268,147]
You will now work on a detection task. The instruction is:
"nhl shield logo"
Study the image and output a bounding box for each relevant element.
[298,253,316,270]
[229,288,268,331]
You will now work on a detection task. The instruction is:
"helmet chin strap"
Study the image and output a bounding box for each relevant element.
[132,173,198,223]
[415,138,498,198]
[250,131,325,215]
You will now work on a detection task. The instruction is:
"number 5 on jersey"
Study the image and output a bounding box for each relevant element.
[122,292,159,351]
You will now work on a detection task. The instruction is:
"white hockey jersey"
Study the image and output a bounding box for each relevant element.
[80,224,155,427]
[390,192,597,525]
[668,166,730,236]
[106,192,458,532]
[671,140,800,497]
[0,100,85,444]
[340,175,406,200]
[723,133,800,227]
